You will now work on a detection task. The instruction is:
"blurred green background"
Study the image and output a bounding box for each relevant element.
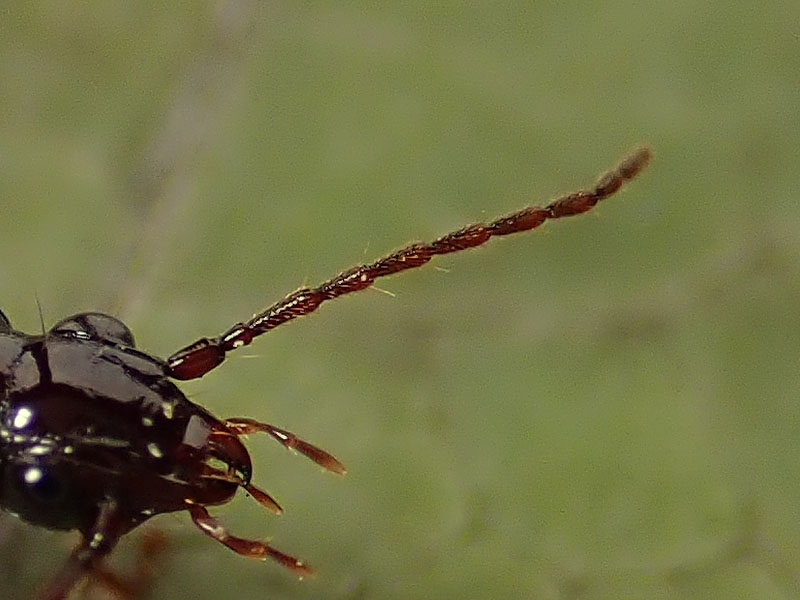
[0,2,798,599]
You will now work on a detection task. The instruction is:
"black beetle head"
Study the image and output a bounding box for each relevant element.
[50,312,136,347]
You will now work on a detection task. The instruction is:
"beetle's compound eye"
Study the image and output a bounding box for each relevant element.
[51,312,135,347]
[0,309,10,333]
[0,460,89,531]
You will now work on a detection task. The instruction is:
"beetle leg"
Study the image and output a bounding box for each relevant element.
[224,417,346,475]
[88,529,168,599]
[185,501,314,578]
[39,498,125,600]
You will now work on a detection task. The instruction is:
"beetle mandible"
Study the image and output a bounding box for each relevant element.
[0,147,651,599]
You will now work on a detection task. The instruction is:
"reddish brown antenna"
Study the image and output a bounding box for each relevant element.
[167,147,653,381]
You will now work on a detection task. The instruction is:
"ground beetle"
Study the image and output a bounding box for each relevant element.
[0,147,651,599]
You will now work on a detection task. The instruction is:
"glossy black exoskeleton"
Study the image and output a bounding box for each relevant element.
[0,147,650,600]
[0,310,344,600]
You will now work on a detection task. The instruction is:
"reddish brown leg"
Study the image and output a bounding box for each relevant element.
[166,147,652,380]
[88,530,168,599]
[224,417,346,475]
[185,501,314,578]
[38,499,124,600]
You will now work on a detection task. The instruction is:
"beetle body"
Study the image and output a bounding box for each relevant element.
[0,312,247,535]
